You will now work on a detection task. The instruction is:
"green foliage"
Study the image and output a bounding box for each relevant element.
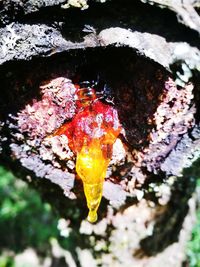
[0,166,59,252]
[187,179,200,267]
[187,210,200,267]
[0,166,59,263]
[0,166,80,267]
[0,256,14,267]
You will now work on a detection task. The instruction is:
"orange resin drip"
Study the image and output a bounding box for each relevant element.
[52,85,121,222]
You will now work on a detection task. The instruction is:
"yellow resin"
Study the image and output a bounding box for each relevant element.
[47,88,121,223]
[76,139,109,223]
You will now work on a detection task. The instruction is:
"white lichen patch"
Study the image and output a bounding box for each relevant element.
[151,80,194,143]
[103,181,127,207]
[9,78,76,195]
[17,77,76,139]
[103,200,155,266]
[148,180,173,206]
[43,135,74,161]
[143,78,195,174]
[110,138,126,165]
[61,0,89,10]
[0,23,21,58]
[57,218,71,238]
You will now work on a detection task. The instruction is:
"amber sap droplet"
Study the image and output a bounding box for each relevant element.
[76,139,109,223]
[50,84,121,223]
[51,121,120,223]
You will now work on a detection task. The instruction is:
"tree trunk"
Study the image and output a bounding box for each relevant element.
[0,0,200,266]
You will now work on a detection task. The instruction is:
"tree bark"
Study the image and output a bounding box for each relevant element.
[0,0,200,266]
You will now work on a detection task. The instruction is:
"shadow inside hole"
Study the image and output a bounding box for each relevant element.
[0,46,169,148]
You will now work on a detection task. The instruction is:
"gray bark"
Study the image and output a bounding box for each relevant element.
[0,1,199,266]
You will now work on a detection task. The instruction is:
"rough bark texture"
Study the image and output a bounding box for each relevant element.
[0,0,200,266]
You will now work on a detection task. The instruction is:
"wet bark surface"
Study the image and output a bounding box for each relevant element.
[0,0,200,266]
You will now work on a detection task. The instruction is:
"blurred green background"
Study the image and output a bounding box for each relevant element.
[0,165,199,267]
[187,178,200,267]
[0,166,78,267]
